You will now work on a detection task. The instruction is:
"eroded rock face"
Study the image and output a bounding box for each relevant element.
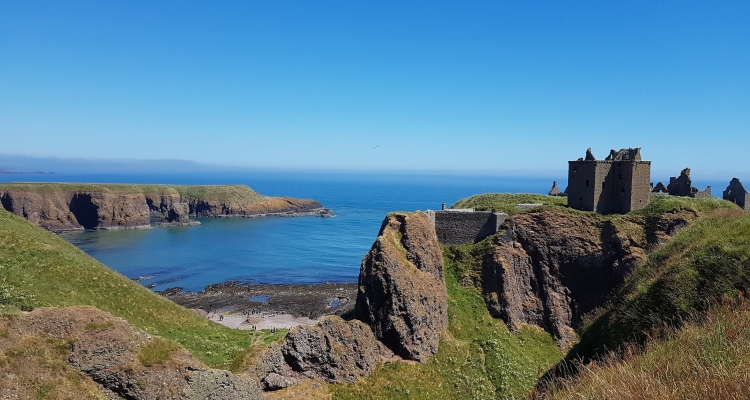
[355,212,448,362]
[0,190,151,231]
[0,185,324,231]
[478,209,696,348]
[255,316,392,390]
[0,306,262,400]
[187,196,323,217]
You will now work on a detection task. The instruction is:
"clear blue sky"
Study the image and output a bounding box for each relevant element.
[1,1,748,177]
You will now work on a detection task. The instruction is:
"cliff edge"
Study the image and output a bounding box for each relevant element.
[0,183,323,231]
[449,202,706,348]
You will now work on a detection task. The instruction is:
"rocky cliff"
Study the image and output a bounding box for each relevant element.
[0,183,323,231]
[355,212,449,362]
[460,208,697,348]
[254,211,449,391]
[0,306,262,400]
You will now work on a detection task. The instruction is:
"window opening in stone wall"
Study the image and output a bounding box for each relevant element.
[586,179,589,187]
[574,167,577,172]
[619,173,622,179]
[621,187,625,193]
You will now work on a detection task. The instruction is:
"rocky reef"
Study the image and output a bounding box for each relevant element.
[0,183,323,231]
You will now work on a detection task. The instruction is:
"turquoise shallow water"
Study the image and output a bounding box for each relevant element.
[6,171,718,291]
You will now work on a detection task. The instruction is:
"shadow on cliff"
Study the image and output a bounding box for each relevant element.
[69,193,99,229]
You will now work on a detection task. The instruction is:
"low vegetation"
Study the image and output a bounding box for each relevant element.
[571,208,750,359]
[547,297,750,399]
[0,182,266,203]
[0,208,283,369]
[450,193,567,215]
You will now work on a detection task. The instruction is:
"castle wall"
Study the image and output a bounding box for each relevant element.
[568,159,651,214]
[627,161,651,212]
[426,210,507,245]
[568,161,598,211]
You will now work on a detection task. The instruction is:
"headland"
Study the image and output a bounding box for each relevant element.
[0,182,326,231]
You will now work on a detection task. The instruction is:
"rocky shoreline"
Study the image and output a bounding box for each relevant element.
[159,281,358,322]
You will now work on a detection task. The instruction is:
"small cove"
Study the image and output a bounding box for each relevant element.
[7,171,563,291]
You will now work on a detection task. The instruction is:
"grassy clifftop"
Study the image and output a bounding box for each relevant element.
[544,208,750,398]
[0,208,281,369]
[0,182,267,203]
[450,193,568,215]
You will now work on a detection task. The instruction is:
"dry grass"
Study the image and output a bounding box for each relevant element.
[543,297,750,400]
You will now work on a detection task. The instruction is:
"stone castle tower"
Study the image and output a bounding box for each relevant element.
[567,148,651,214]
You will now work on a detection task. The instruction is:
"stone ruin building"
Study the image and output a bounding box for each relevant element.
[548,181,566,196]
[567,148,651,214]
[652,168,712,198]
[723,178,750,211]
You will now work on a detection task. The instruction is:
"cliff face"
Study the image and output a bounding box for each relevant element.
[255,212,448,391]
[472,209,696,348]
[0,190,151,231]
[355,212,449,362]
[187,196,323,217]
[0,184,323,231]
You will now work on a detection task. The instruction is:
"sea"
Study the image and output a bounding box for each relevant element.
[0,171,725,292]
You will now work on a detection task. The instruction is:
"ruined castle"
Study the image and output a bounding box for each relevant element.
[567,148,651,214]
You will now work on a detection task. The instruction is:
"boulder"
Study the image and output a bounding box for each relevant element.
[355,212,448,362]
[256,316,391,390]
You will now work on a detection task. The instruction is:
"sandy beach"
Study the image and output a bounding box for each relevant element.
[206,312,320,330]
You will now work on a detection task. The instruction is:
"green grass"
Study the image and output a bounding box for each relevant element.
[631,195,736,217]
[571,208,750,360]
[450,193,568,215]
[547,298,750,399]
[332,239,562,400]
[138,337,182,367]
[0,182,266,203]
[0,208,279,368]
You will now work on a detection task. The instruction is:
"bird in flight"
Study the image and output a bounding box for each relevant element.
[373,145,379,149]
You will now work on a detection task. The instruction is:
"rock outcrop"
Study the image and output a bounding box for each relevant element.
[0,306,262,400]
[255,316,392,390]
[355,212,448,362]
[188,196,322,218]
[254,211,449,391]
[474,209,697,348]
[0,183,324,231]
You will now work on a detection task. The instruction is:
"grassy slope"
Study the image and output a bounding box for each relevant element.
[331,238,562,400]
[537,197,750,397]
[571,207,750,359]
[0,182,266,203]
[549,298,750,399]
[0,208,283,369]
